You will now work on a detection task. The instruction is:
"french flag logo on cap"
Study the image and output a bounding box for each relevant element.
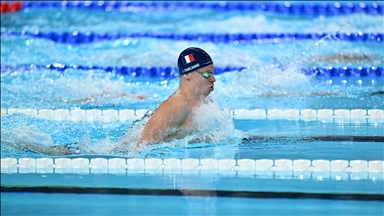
[183,54,195,64]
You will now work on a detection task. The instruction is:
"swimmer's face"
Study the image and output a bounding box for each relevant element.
[193,64,215,97]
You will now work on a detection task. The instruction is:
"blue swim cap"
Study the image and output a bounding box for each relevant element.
[177,47,213,75]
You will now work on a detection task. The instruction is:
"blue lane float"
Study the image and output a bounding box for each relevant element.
[2,30,383,44]
[1,64,382,79]
[20,1,383,16]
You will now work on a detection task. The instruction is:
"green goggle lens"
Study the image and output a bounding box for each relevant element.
[197,70,214,78]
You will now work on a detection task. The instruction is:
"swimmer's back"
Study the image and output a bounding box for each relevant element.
[137,91,192,145]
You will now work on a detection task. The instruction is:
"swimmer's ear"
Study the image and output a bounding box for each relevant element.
[182,73,191,80]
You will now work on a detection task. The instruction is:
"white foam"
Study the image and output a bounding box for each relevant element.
[214,61,313,102]
[190,101,242,142]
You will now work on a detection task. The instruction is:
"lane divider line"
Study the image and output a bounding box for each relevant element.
[2,186,383,200]
[2,108,383,122]
[20,1,384,16]
[1,30,383,44]
[1,158,383,176]
[1,64,382,78]
[1,108,384,122]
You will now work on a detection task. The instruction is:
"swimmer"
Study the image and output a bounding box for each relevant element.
[261,89,384,98]
[72,91,148,103]
[261,90,347,97]
[312,53,383,65]
[136,47,216,147]
[1,139,79,156]
[20,90,147,104]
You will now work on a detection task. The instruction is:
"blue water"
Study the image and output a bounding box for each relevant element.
[2,172,383,215]
[1,68,383,110]
[1,6,382,33]
[1,113,383,159]
[1,35,383,68]
[2,193,382,215]
[1,4,383,68]
[1,2,383,215]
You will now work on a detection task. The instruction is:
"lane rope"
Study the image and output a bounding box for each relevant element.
[1,108,383,122]
[1,30,383,44]
[19,1,384,16]
[1,157,383,175]
[1,64,382,78]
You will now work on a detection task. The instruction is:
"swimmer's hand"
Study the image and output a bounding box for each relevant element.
[188,138,204,144]
[1,140,79,156]
[188,136,213,144]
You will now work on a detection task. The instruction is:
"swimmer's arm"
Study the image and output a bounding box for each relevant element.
[137,99,190,146]
[261,90,346,97]
[72,91,148,103]
[1,140,75,156]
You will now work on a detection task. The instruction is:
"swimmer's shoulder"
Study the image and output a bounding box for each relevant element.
[149,92,190,127]
[168,91,189,104]
[158,92,190,112]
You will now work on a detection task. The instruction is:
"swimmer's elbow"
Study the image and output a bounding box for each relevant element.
[136,137,147,148]
[136,134,157,147]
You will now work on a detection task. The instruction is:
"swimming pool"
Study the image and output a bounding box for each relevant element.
[1,1,383,215]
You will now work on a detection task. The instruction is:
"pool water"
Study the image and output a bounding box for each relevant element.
[2,193,382,215]
[1,1,383,215]
[1,170,383,215]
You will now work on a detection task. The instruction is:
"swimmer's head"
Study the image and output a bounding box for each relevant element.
[177,47,213,76]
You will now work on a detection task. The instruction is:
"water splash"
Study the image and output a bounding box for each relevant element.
[190,100,243,142]
[105,98,243,158]
[1,69,150,109]
[0,125,76,156]
[1,125,54,146]
[213,55,312,101]
[211,25,374,103]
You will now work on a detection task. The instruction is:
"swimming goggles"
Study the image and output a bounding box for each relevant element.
[196,70,214,78]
